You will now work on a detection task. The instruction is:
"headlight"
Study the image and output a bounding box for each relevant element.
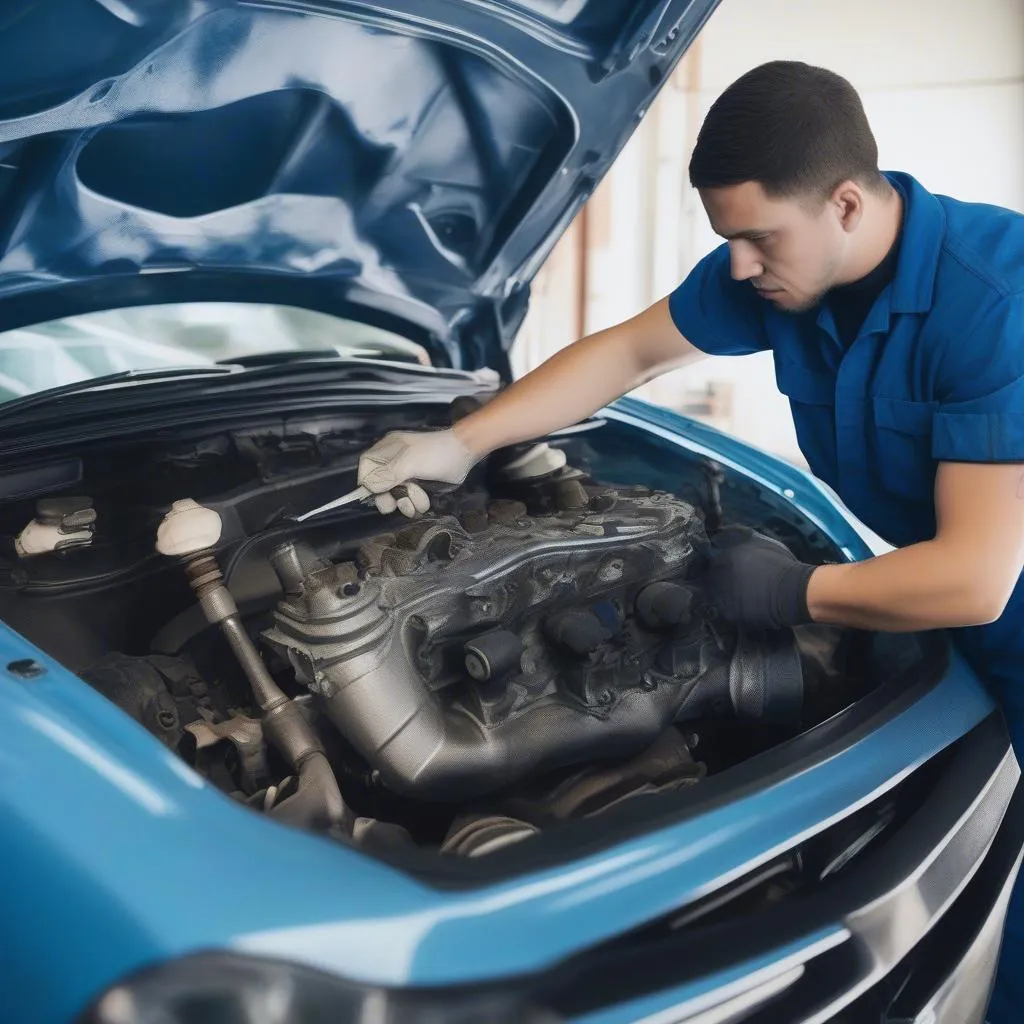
[80,953,560,1024]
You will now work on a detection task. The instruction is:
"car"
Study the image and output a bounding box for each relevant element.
[0,2,1019,1022]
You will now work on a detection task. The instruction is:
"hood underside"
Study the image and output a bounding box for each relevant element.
[0,0,717,368]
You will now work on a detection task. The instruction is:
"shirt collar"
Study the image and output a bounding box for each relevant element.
[885,171,946,315]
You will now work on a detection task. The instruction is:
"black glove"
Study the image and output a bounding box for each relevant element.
[702,526,816,630]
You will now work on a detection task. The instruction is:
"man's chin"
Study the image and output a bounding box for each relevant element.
[768,291,823,314]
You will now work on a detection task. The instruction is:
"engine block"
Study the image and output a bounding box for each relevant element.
[262,488,803,799]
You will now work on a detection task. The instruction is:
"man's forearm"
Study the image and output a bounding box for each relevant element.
[454,297,703,457]
[806,540,1008,631]
[455,326,643,455]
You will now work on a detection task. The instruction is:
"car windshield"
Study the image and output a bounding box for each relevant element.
[0,302,431,403]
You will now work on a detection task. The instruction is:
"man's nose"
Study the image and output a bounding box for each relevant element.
[729,240,764,282]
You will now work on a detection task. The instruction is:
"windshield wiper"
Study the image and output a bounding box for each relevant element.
[0,359,500,460]
[0,365,239,420]
[216,350,334,367]
[214,349,421,368]
[0,357,487,433]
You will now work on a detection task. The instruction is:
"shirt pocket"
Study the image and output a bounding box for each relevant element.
[872,396,938,500]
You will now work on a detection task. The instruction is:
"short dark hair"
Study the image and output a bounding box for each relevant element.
[689,61,884,198]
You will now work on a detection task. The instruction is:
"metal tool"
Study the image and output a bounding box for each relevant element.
[291,485,373,522]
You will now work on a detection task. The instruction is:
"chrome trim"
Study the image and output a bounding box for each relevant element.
[805,747,1019,1023]
[904,844,1023,1023]
[638,966,803,1024]
[571,928,848,1024]
[570,746,1018,1024]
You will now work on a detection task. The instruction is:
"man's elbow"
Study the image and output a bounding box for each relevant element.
[960,581,1015,626]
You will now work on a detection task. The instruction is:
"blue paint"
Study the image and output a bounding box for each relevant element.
[0,0,721,371]
[0,603,994,1022]
[607,397,886,559]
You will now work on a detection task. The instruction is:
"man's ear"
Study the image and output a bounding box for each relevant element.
[831,180,865,233]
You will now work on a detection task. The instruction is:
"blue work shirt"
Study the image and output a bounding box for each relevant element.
[669,172,1024,714]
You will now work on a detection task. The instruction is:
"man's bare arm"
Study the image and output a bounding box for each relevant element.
[455,296,704,456]
[355,296,705,516]
[806,461,1024,630]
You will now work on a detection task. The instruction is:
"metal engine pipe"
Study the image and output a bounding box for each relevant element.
[156,500,350,833]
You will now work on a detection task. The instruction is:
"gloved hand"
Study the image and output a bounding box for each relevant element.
[357,428,480,517]
[702,526,817,630]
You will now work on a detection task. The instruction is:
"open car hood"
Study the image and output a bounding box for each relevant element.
[0,0,718,371]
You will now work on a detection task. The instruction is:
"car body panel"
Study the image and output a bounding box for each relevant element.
[605,398,893,558]
[0,0,721,369]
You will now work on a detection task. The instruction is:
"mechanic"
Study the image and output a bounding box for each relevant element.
[355,61,1024,1017]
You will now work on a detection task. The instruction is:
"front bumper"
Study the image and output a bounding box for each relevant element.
[75,714,1020,1024]
[554,713,1022,1024]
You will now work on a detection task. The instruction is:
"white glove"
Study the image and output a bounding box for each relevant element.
[357,429,479,517]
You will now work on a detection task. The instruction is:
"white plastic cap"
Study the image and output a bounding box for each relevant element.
[156,499,222,557]
[15,521,93,558]
[498,443,567,481]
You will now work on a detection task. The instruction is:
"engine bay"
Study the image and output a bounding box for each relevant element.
[0,399,875,859]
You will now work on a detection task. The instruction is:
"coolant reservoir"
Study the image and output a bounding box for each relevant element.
[15,497,96,557]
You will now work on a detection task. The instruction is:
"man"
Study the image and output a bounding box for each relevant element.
[356,62,1024,1017]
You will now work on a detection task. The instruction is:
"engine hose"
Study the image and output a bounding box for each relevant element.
[193,561,351,833]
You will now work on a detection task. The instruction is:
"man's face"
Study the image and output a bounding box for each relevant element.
[699,181,850,312]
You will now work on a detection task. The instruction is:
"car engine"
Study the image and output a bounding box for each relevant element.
[0,422,849,858]
[260,489,801,801]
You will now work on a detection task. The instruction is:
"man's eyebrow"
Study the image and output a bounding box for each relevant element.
[719,228,772,241]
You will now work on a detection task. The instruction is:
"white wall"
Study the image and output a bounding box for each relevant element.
[697,0,1023,212]
[514,0,1024,465]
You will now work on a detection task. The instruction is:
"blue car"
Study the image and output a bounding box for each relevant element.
[0,3,1020,1022]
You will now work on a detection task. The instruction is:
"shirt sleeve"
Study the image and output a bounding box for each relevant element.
[932,293,1024,463]
[668,244,770,356]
